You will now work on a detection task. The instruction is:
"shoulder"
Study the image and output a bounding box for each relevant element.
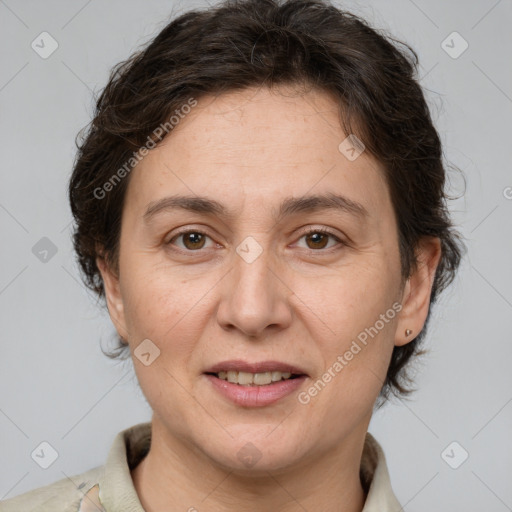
[0,465,104,512]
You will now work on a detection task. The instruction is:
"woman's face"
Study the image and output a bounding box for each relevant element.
[99,86,436,473]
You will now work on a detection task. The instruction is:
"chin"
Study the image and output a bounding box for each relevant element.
[195,425,310,475]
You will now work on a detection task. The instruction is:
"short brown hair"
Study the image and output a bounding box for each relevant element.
[69,0,465,401]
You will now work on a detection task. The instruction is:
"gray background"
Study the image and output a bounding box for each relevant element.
[1,0,511,510]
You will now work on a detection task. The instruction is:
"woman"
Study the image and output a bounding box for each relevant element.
[1,0,464,510]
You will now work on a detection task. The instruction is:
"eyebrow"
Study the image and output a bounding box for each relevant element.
[143,192,369,223]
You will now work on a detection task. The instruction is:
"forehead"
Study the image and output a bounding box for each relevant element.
[124,86,391,221]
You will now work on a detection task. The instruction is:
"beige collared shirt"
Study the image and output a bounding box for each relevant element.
[0,422,402,511]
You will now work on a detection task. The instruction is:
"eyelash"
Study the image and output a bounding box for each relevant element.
[166,227,345,254]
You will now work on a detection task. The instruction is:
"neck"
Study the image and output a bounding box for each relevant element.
[131,417,367,512]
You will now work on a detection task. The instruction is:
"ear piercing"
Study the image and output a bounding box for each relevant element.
[405,329,412,337]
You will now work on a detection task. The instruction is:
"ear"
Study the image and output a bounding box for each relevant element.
[96,256,129,342]
[395,236,442,347]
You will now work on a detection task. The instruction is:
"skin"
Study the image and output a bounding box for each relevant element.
[97,85,441,512]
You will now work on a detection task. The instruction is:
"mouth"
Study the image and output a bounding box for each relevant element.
[204,370,304,386]
[202,360,309,407]
[203,359,308,386]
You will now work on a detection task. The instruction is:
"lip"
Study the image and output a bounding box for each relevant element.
[203,360,309,407]
[204,373,308,407]
[204,359,309,376]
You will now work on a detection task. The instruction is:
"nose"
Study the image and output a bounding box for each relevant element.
[216,243,293,337]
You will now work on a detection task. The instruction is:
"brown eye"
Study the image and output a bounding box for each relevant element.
[168,231,212,251]
[181,232,206,250]
[305,232,329,250]
[295,228,344,252]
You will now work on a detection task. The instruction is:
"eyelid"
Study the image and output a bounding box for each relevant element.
[166,226,218,248]
[295,225,344,239]
[292,226,346,251]
[166,225,347,253]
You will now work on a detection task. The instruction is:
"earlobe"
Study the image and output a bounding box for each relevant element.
[395,237,442,347]
[96,256,129,341]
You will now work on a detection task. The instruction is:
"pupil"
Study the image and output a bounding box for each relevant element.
[308,233,327,249]
[185,232,205,249]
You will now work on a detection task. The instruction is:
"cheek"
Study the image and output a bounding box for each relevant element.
[290,258,399,397]
[119,260,217,364]
[291,257,399,334]
[119,260,182,333]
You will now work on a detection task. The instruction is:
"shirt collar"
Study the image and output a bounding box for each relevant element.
[88,422,401,511]
[360,432,403,511]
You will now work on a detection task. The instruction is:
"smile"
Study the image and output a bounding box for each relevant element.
[212,370,299,386]
[204,372,308,407]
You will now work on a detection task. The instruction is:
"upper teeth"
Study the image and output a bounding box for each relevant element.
[216,370,293,386]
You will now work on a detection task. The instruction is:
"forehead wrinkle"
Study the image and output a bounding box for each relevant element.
[142,192,369,227]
